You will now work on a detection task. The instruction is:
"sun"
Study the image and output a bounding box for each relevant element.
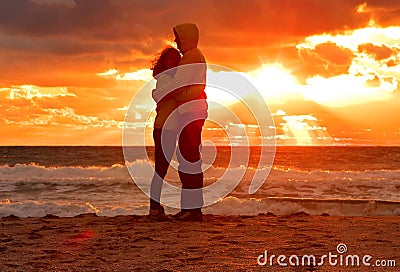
[246,63,303,103]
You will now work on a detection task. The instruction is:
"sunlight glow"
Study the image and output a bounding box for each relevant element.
[297,26,400,52]
[246,63,302,103]
[98,68,153,82]
[0,85,75,100]
[282,115,315,145]
[280,114,329,145]
[116,69,153,81]
[97,68,119,77]
[302,74,393,107]
[242,25,400,107]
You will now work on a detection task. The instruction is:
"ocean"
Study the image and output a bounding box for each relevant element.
[1,146,400,217]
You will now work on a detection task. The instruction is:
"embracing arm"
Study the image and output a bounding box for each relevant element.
[152,65,203,102]
[152,49,206,103]
[164,84,205,102]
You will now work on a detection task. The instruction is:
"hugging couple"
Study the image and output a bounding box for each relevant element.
[149,23,207,222]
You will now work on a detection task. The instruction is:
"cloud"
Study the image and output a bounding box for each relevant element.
[1,85,76,100]
[313,43,354,66]
[0,0,368,39]
[295,43,354,80]
[0,0,374,86]
[3,101,123,131]
[356,1,400,26]
[97,68,153,82]
[1,0,396,80]
[297,25,400,51]
[31,0,76,7]
[0,84,136,124]
[358,43,394,60]
[293,25,400,105]
[0,85,78,120]
[97,69,119,77]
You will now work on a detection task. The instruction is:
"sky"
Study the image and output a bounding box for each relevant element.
[1,0,400,146]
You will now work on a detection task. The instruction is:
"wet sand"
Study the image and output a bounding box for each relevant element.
[1,214,399,271]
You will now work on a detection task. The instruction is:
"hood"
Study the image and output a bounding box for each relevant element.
[173,23,199,53]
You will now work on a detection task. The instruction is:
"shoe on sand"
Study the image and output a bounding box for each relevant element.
[175,210,203,222]
[172,210,186,219]
[149,206,169,222]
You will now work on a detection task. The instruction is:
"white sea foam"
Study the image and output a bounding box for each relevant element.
[0,200,98,218]
[0,163,131,181]
[1,162,400,183]
[1,162,400,217]
[204,197,400,216]
[1,197,400,218]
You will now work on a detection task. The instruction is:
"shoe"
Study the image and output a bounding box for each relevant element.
[175,210,203,222]
[149,206,169,222]
[172,210,186,219]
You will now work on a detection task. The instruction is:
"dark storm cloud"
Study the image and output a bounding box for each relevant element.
[0,0,370,47]
[363,0,400,26]
[0,0,387,86]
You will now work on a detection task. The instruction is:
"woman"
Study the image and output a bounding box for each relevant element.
[149,47,181,221]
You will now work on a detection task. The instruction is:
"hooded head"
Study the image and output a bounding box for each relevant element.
[173,23,199,54]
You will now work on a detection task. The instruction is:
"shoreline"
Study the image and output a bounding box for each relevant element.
[1,214,399,271]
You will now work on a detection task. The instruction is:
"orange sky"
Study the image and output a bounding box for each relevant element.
[1,0,400,145]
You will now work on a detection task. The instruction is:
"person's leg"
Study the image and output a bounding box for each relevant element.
[177,119,204,212]
[150,128,177,210]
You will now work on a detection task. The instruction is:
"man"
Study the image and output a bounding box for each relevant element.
[152,23,207,221]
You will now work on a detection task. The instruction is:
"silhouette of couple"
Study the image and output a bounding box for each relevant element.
[149,23,207,222]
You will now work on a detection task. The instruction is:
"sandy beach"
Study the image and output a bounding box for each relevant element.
[1,213,399,271]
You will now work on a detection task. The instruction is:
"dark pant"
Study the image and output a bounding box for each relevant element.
[177,119,205,212]
[150,120,205,211]
[150,128,177,210]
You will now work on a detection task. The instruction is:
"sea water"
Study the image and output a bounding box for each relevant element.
[1,146,400,217]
